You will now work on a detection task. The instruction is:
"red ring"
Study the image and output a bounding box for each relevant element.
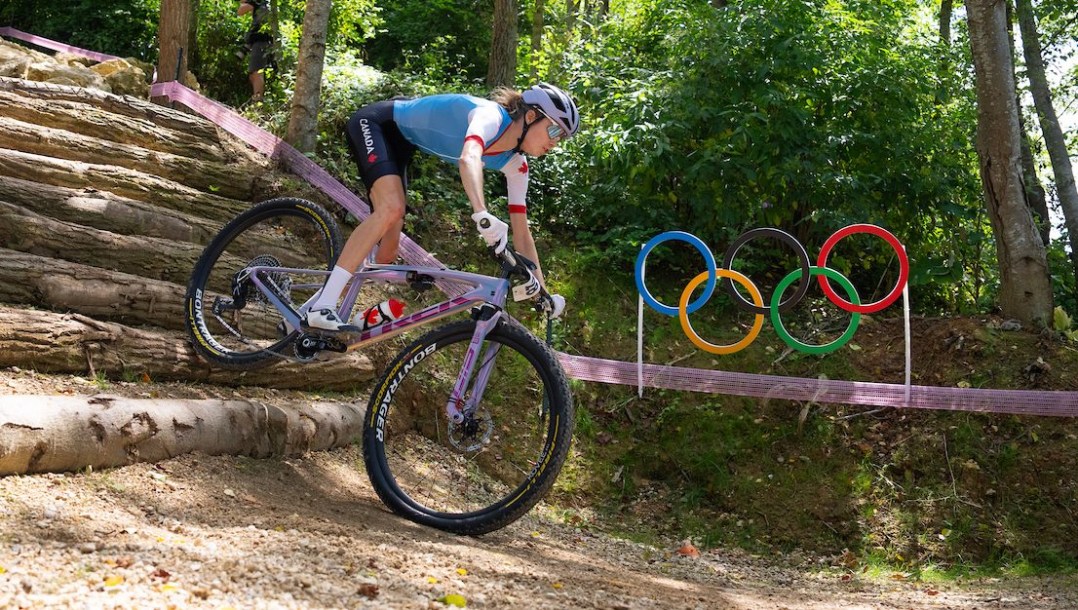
[816,224,909,314]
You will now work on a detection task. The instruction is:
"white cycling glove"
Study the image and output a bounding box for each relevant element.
[471,211,509,254]
[550,294,566,319]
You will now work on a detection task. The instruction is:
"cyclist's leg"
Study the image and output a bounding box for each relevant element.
[368,122,415,265]
[305,102,409,330]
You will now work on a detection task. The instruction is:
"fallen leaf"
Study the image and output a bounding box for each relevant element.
[108,557,134,569]
[223,489,236,498]
[552,582,564,589]
[140,372,151,383]
[456,568,468,577]
[676,541,701,558]
[426,576,439,584]
[104,575,124,587]
[926,589,939,596]
[150,568,171,581]
[357,583,379,599]
[440,593,467,607]
[0,566,6,574]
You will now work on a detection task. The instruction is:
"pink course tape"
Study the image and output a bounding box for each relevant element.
[0,27,121,63]
[13,28,1076,417]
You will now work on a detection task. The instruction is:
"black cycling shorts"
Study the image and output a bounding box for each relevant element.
[345,99,417,196]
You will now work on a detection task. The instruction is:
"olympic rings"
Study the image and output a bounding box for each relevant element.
[722,227,811,314]
[816,224,908,314]
[680,269,764,355]
[635,231,717,316]
[771,267,861,354]
[635,225,908,355]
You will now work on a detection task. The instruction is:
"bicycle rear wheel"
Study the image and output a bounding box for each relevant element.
[363,319,574,535]
[184,198,343,370]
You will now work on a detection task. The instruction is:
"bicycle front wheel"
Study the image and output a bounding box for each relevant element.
[363,319,574,535]
[184,197,343,370]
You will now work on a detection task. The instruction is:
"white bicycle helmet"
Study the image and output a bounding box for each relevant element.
[522,83,580,138]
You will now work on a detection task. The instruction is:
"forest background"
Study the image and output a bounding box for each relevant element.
[3,0,1078,577]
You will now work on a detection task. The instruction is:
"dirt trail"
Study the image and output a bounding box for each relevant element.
[3,446,1076,609]
[1,371,1077,609]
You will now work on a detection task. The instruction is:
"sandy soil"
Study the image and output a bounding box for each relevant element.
[2,368,1077,610]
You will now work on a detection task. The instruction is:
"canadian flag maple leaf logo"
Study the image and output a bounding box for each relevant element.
[518,160,529,174]
[368,153,378,163]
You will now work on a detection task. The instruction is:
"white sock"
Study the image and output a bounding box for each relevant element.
[310,265,352,311]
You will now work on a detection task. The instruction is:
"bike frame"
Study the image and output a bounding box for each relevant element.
[241,262,516,424]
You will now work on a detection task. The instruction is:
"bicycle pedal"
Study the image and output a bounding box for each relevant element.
[294,334,348,360]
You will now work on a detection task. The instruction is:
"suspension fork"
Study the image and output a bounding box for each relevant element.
[445,307,506,423]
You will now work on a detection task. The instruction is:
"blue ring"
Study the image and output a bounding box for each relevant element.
[635,231,717,316]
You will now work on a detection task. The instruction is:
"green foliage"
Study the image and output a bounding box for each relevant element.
[195,0,383,106]
[1052,306,1078,341]
[532,0,985,314]
[362,0,494,83]
[1,0,160,60]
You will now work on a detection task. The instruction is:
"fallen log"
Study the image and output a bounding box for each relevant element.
[0,200,206,286]
[1,200,338,292]
[0,306,377,390]
[0,87,228,162]
[0,115,259,200]
[0,395,366,475]
[0,175,220,245]
[0,248,188,330]
[0,76,222,142]
[0,148,249,222]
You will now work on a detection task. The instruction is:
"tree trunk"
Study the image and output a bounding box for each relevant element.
[0,249,188,330]
[940,0,952,45]
[0,307,376,390]
[154,0,192,101]
[965,0,1053,326]
[187,0,202,75]
[1019,112,1052,246]
[0,395,365,475]
[530,0,545,81]
[0,116,257,200]
[0,89,228,162]
[0,201,207,286]
[285,0,332,153]
[486,0,519,89]
[1016,0,1078,286]
[0,175,219,246]
[1005,2,1050,246]
[0,78,222,144]
[0,148,249,223]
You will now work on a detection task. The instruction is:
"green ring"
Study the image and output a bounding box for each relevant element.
[771,266,861,354]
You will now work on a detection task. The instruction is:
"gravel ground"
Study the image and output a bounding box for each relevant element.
[2,368,1078,610]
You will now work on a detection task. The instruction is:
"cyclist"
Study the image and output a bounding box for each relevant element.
[302,83,580,332]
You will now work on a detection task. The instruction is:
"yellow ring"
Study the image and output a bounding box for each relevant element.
[679,270,764,355]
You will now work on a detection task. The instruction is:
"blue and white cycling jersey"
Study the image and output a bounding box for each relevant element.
[394,94,530,213]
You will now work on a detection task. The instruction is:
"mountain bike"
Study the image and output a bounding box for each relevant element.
[183,197,574,535]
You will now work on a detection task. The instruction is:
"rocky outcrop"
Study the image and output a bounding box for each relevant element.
[0,39,155,96]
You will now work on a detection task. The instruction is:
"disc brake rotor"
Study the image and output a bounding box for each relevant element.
[448,406,493,452]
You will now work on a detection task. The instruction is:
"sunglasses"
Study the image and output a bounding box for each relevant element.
[535,110,565,141]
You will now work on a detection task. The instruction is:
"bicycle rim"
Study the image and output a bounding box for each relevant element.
[363,319,574,535]
[186,198,341,368]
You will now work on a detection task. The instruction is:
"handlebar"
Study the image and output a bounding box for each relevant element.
[492,245,554,315]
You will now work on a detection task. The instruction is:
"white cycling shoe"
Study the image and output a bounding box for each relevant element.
[301,308,360,333]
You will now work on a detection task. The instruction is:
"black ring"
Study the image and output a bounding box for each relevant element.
[721,228,811,315]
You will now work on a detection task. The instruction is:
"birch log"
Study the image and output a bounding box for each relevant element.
[0,395,366,475]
